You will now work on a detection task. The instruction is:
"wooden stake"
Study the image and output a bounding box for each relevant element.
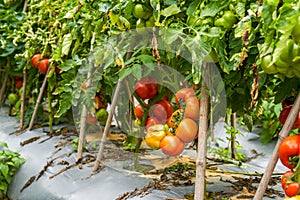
[93,79,123,172]
[28,67,51,130]
[194,63,209,200]
[230,112,237,160]
[0,71,9,107]
[20,70,27,130]
[77,69,93,162]
[254,91,300,200]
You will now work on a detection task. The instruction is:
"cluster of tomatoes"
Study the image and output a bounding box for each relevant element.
[278,101,300,197]
[30,54,50,74]
[133,77,200,157]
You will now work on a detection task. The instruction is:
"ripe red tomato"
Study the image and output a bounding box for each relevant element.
[175,118,198,143]
[37,58,49,74]
[134,104,145,119]
[279,134,300,169]
[134,77,158,100]
[279,105,300,130]
[145,117,159,129]
[281,170,293,190]
[285,182,300,197]
[150,99,173,122]
[55,67,61,74]
[30,54,42,68]
[175,87,196,102]
[184,96,200,120]
[15,80,22,89]
[160,135,184,156]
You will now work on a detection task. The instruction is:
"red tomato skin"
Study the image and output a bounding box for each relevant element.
[184,96,200,120]
[15,80,23,89]
[160,135,184,156]
[145,117,159,129]
[37,58,49,74]
[279,134,300,169]
[175,118,198,143]
[282,170,293,190]
[31,54,42,68]
[175,88,196,103]
[279,105,300,130]
[134,104,144,119]
[134,77,158,100]
[285,182,300,197]
[150,100,173,122]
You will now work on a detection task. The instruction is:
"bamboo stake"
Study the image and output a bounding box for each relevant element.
[28,66,51,130]
[20,70,27,130]
[22,0,28,13]
[0,71,9,107]
[194,63,209,200]
[230,112,237,160]
[93,79,123,171]
[77,32,96,161]
[254,91,300,200]
[77,69,92,162]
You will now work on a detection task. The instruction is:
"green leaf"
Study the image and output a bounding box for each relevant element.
[161,4,181,17]
[199,2,230,18]
[0,163,9,180]
[55,93,72,118]
[61,33,73,56]
[0,142,8,148]
[186,0,201,16]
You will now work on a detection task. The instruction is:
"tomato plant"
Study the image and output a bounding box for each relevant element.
[279,135,300,169]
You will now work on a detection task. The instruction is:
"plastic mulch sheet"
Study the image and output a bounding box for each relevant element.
[0,108,286,200]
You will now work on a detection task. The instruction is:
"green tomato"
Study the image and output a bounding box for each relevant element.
[136,18,147,34]
[8,93,18,105]
[214,17,226,28]
[261,55,278,74]
[133,4,146,19]
[145,16,154,27]
[96,108,108,123]
[223,10,237,28]
[291,17,300,43]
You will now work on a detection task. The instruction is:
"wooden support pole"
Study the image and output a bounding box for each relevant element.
[93,79,123,171]
[194,63,209,200]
